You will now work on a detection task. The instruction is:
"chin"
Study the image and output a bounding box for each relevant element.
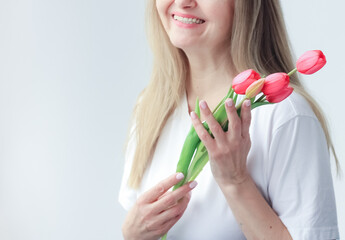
[169,36,198,51]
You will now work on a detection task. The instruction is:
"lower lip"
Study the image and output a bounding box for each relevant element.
[172,16,204,29]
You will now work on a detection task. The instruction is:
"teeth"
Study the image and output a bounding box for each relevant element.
[173,15,204,24]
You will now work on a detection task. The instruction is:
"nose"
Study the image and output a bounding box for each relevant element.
[174,0,197,8]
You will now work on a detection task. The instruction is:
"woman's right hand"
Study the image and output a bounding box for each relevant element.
[122,173,197,240]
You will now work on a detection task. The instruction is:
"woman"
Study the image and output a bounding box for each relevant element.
[119,0,340,239]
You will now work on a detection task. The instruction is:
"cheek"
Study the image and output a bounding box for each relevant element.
[211,2,235,34]
[155,0,163,20]
[156,0,171,18]
[155,0,171,28]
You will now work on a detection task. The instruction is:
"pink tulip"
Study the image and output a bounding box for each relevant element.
[266,86,294,103]
[232,69,261,94]
[296,50,326,75]
[262,73,290,96]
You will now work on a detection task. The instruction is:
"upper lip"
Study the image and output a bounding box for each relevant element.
[171,12,205,21]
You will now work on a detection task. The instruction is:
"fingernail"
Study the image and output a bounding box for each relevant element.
[176,172,184,180]
[190,111,197,119]
[226,99,233,107]
[189,181,198,189]
[245,100,251,107]
[200,101,207,110]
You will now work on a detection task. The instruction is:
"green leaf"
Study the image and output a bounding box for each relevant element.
[173,128,199,190]
[186,142,209,182]
[254,94,266,103]
[233,93,238,105]
[251,101,273,110]
[195,97,200,118]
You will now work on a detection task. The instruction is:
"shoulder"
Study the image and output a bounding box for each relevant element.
[252,91,319,133]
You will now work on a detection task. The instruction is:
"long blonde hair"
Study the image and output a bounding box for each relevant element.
[125,0,340,189]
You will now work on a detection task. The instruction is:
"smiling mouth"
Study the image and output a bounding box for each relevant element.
[172,14,205,24]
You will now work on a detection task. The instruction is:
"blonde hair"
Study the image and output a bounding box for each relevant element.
[125,0,340,189]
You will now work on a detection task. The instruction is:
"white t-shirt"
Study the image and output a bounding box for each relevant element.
[118,91,339,240]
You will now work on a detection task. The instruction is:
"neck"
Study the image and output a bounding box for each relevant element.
[184,48,236,110]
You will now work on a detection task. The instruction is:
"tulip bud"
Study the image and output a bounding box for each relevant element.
[262,73,290,96]
[296,50,326,75]
[266,86,294,103]
[245,78,265,99]
[233,69,261,94]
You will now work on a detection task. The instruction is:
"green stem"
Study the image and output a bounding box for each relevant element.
[254,94,266,103]
[235,97,248,109]
[213,88,234,113]
[288,68,297,76]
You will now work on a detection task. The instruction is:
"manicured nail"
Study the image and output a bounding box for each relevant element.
[176,172,184,180]
[200,100,207,110]
[226,99,233,107]
[190,111,197,119]
[245,100,251,107]
[189,181,198,189]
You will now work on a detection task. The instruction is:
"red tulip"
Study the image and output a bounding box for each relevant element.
[232,69,261,94]
[266,86,294,103]
[296,50,326,75]
[262,73,290,96]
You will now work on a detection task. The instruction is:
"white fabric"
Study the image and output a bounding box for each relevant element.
[118,91,339,240]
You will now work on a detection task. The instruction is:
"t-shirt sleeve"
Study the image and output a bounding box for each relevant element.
[118,127,138,211]
[267,115,339,240]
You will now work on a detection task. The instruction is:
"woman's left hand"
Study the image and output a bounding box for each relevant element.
[190,98,252,188]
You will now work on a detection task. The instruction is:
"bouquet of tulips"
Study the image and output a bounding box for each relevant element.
[161,50,326,240]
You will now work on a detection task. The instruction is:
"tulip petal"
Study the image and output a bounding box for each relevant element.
[266,86,294,103]
[232,69,261,94]
[296,50,326,75]
[245,78,265,99]
[262,73,290,96]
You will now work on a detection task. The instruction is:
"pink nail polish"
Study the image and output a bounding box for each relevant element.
[200,101,207,109]
[176,172,184,180]
[226,99,233,107]
[190,111,197,119]
[245,100,251,107]
[189,181,198,189]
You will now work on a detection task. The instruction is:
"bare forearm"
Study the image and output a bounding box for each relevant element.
[219,176,292,240]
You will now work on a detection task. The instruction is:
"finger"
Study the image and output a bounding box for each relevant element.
[225,98,241,137]
[190,111,216,151]
[154,194,191,233]
[241,100,252,138]
[199,100,226,141]
[152,181,197,214]
[139,172,185,204]
[157,209,186,237]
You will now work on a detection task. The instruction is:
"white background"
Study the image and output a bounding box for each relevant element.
[0,0,344,239]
